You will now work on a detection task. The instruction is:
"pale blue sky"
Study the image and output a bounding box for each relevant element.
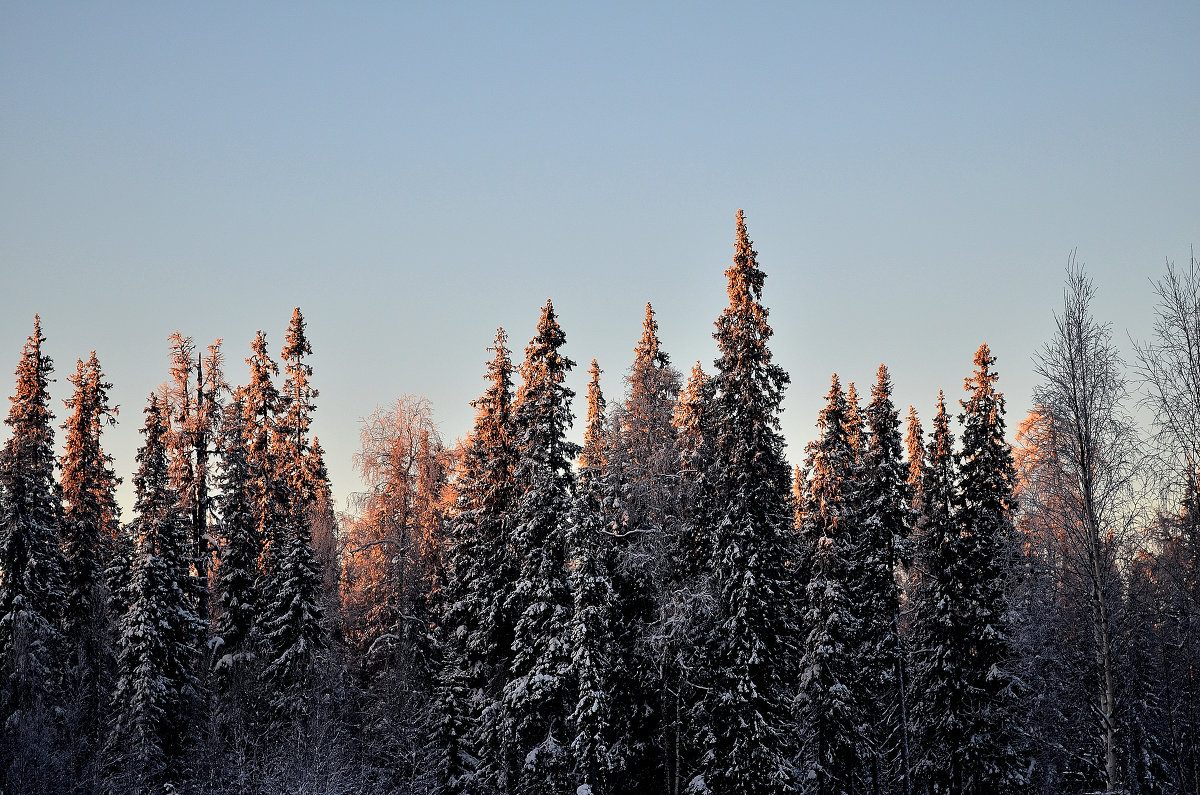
[2,3,1197,512]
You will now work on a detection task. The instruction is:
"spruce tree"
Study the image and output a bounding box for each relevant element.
[606,303,683,793]
[0,316,67,788]
[673,362,715,581]
[212,392,260,696]
[304,438,341,620]
[798,375,860,795]
[59,352,121,776]
[160,334,224,627]
[243,330,282,582]
[569,360,620,795]
[695,211,797,795]
[262,308,325,717]
[911,391,961,794]
[437,327,519,795]
[107,395,204,791]
[499,300,578,795]
[905,407,923,498]
[952,344,1024,791]
[858,364,913,795]
[664,361,716,795]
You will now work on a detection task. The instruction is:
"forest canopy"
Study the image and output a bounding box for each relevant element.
[1,215,1198,795]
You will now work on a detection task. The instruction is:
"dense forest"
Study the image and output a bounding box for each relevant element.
[1,212,1198,795]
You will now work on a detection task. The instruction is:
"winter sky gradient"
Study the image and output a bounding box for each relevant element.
[2,3,1198,511]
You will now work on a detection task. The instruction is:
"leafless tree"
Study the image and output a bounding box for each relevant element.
[1134,251,1200,501]
[1025,257,1144,793]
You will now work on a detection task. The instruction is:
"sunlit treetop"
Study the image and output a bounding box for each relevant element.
[580,359,607,472]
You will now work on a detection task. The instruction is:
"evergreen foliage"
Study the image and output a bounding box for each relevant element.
[437,328,519,795]
[107,395,204,791]
[857,364,913,794]
[499,300,579,795]
[59,351,120,781]
[0,316,67,790]
[243,330,283,583]
[213,392,261,691]
[3,219,1197,795]
[798,375,860,795]
[605,303,684,793]
[953,344,1024,792]
[911,391,962,794]
[569,360,620,794]
[263,308,326,718]
[695,211,797,795]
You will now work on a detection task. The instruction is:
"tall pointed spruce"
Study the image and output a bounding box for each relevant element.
[107,395,204,791]
[798,375,860,795]
[437,328,519,794]
[911,391,961,794]
[859,364,914,795]
[0,316,67,785]
[242,330,283,582]
[608,302,683,793]
[212,392,260,695]
[59,351,121,770]
[952,344,1024,791]
[500,300,579,795]
[570,360,620,795]
[263,308,326,717]
[696,210,797,795]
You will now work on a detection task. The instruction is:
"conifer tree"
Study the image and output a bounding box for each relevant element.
[304,438,340,620]
[845,382,865,456]
[107,395,204,791]
[952,344,1024,791]
[858,364,913,795]
[694,211,797,795]
[569,360,620,795]
[662,360,716,795]
[905,407,923,498]
[212,392,259,695]
[798,375,860,795]
[0,316,67,788]
[262,308,325,717]
[499,300,579,795]
[673,362,715,580]
[437,328,519,794]
[605,303,683,792]
[59,352,121,773]
[911,391,961,794]
[160,334,225,626]
[242,331,282,585]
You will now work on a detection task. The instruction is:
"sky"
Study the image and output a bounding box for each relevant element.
[2,3,1198,514]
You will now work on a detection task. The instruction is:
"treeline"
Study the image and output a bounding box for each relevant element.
[0,212,1197,795]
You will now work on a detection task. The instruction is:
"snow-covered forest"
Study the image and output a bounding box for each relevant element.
[2,212,1199,795]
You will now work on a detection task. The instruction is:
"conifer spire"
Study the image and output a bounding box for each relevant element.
[243,330,281,574]
[699,211,797,795]
[798,374,859,793]
[952,343,1024,790]
[569,359,619,793]
[0,315,66,740]
[108,394,203,791]
[581,360,607,470]
[60,351,120,759]
[263,308,325,718]
[912,390,959,793]
[501,300,578,794]
[213,391,259,692]
[438,327,519,794]
[905,406,923,496]
[859,363,914,794]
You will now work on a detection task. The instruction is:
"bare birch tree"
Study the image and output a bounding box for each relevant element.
[1027,258,1142,792]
